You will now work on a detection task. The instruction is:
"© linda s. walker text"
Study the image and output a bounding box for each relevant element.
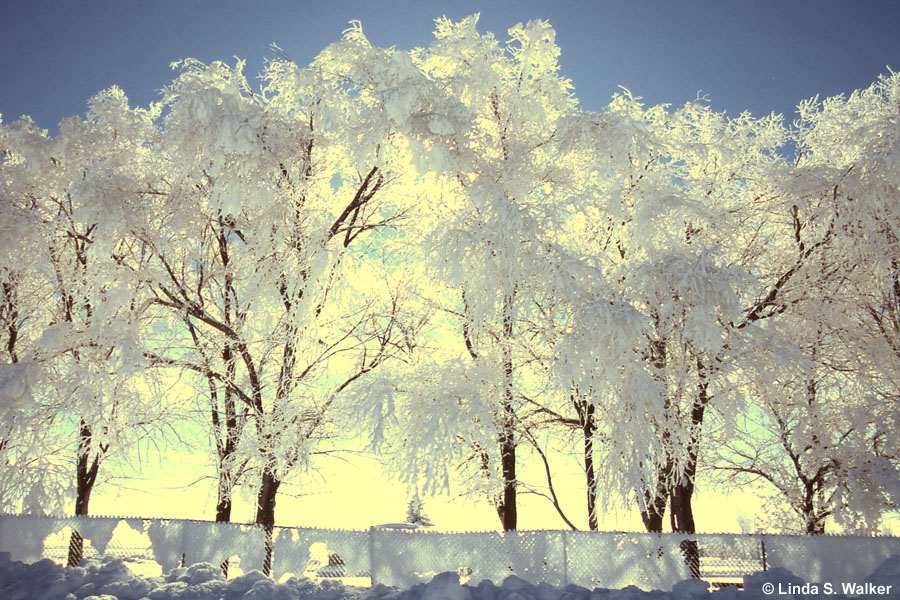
[761,581,893,595]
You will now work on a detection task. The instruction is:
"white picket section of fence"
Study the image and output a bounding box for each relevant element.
[0,513,898,591]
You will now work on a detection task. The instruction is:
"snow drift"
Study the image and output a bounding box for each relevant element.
[1,552,899,600]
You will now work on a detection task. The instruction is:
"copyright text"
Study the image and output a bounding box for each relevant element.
[761,581,893,595]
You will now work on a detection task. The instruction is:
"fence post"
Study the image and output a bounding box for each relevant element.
[368,526,376,585]
[182,519,189,568]
[760,537,767,572]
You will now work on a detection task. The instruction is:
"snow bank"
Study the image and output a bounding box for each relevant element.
[0,552,898,600]
[4,515,898,592]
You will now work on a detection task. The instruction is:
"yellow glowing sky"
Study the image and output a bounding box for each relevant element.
[89,444,775,534]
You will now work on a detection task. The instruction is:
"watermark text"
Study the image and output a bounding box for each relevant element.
[761,581,893,595]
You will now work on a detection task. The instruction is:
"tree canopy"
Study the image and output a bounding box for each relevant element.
[1,16,898,542]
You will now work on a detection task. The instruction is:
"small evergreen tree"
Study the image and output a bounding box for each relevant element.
[406,494,433,527]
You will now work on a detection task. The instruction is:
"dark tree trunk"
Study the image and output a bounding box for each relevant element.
[215,492,232,522]
[670,482,700,578]
[584,428,598,530]
[216,345,241,575]
[212,344,241,576]
[496,293,517,531]
[673,366,710,520]
[217,344,239,521]
[255,467,281,576]
[578,399,599,530]
[668,360,710,578]
[805,517,825,535]
[669,483,696,532]
[497,400,517,530]
[67,531,84,567]
[639,473,668,533]
[68,421,101,567]
[640,334,669,533]
[801,372,827,536]
[212,420,237,525]
[215,479,233,577]
[802,484,826,534]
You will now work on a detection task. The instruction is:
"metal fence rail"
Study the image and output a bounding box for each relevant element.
[43,545,156,561]
[0,513,897,591]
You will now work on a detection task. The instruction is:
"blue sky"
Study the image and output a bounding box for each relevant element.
[2,0,900,134]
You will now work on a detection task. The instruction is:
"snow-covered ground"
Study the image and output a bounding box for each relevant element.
[1,552,899,600]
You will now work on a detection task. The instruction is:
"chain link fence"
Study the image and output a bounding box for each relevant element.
[1,513,898,591]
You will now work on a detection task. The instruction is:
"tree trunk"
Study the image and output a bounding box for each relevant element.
[805,518,825,535]
[212,406,237,525]
[639,474,668,533]
[670,482,700,577]
[676,373,707,536]
[581,401,598,531]
[215,489,232,523]
[668,359,710,578]
[255,467,281,576]
[496,292,517,531]
[68,421,101,567]
[215,477,233,577]
[669,483,695,532]
[216,344,239,523]
[214,356,241,575]
[497,401,517,530]
[640,334,669,533]
[802,483,826,534]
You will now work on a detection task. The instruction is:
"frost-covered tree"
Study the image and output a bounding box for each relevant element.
[547,79,807,551]
[138,35,430,571]
[790,72,900,472]
[712,332,887,533]
[0,128,67,513]
[0,90,166,563]
[640,98,789,538]
[357,15,613,531]
[711,73,900,534]
[3,15,900,547]
[713,272,899,535]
